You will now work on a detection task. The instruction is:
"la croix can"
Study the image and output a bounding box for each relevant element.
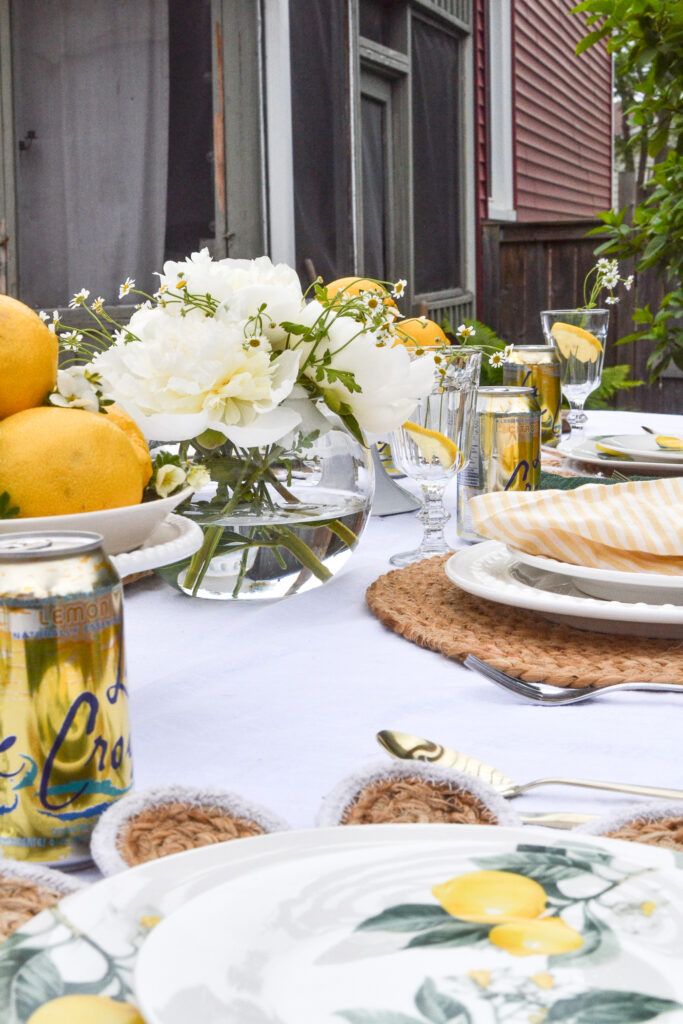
[457,386,541,542]
[0,532,132,867]
[503,344,562,446]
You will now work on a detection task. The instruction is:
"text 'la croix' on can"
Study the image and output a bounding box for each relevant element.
[0,531,132,867]
[457,386,541,542]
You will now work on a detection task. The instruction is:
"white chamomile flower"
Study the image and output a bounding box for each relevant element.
[392,279,407,299]
[119,277,135,299]
[91,296,105,313]
[503,344,515,359]
[605,295,619,305]
[244,333,270,353]
[155,463,188,498]
[38,310,49,321]
[597,258,611,270]
[488,351,504,367]
[187,465,211,491]
[456,324,476,339]
[624,275,634,291]
[362,291,383,312]
[68,288,90,309]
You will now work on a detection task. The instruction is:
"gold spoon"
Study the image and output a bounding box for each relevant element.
[377,730,683,802]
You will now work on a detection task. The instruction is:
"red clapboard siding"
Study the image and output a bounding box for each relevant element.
[474,0,489,227]
[513,0,612,221]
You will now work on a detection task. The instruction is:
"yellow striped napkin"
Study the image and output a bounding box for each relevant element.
[469,477,683,575]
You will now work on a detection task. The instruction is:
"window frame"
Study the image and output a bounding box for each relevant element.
[351,0,476,321]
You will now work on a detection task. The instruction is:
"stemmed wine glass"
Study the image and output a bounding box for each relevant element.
[540,309,609,435]
[388,346,480,566]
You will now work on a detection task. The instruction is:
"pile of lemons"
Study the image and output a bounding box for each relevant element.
[0,295,151,518]
[433,869,584,957]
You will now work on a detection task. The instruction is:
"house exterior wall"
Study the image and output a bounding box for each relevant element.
[513,0,612,221]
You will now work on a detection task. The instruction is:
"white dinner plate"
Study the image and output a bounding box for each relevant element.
[135,825,683,1024]
[555,437,683,476]
[111,512,204,578]
[600,434,683,463]
[508,546,683,603]
[445,542,683,637]
[4,826,680,1023]
[0,487,195,554]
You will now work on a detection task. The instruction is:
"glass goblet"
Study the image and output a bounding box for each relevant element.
[388,346,480,566]
[540,309,609,434]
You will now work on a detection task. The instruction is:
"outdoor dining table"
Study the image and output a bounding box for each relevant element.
[97,407,683,875]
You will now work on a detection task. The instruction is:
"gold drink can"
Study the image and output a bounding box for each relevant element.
[503,345,562,446]
[457,386,541,542]
[0,531,132,867]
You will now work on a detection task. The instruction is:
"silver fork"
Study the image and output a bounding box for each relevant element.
[464,654,683,706]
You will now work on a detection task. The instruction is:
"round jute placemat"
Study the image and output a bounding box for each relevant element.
[0,862,83,941]
[366,554,683,688]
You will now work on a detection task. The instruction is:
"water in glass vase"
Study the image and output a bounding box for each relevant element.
[156,420,374,601]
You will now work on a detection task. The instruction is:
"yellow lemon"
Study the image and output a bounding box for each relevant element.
[432,870,547,923]
[0,406,144,516]
[324,277,395,308]
[104,403,153,487]
[0,294,58,419]
[549,322,602,364]
[655,435,683,451]
[403,421,460,469]
[488,916,584,957]
[27,995,145,1024]
[393,317,448,349]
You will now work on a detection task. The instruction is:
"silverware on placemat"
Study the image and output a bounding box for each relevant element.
[464,654,683,705]
[377,729,683,801]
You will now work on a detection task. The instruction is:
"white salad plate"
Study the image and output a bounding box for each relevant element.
[508,546,683,604]
[445,542,683,638]
[599,434,683,463]
[134,825,683,1024]
[4,826,681,1024]
[0,487,195,555]
[111,512,204,578]
[556,437,683,476]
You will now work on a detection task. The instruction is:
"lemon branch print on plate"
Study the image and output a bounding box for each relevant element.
[550,322,603,364]
[656,435,683,451]
[403,421,461,469]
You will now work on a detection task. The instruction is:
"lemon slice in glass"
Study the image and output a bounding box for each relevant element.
[404,421,460,469]
[655,435,683,451]
[550,322,603,363]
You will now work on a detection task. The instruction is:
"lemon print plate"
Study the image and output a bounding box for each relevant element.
[120,825,683,1024]
[557,437,683,476]
[597,434,683,464]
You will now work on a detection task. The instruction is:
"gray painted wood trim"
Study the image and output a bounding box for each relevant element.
[0,0,17,295]
[215,0,266,257]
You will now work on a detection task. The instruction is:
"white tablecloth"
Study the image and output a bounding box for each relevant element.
[115,410,683,857]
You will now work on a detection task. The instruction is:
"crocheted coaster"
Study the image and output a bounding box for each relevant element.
[317,761,521,828]
[366,555,683,688]
[0,861,83,941]
[90,786,290,875]
[577,802,683,852]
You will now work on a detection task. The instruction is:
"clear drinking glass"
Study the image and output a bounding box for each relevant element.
[388,346,480,566]
[540,309,609,433]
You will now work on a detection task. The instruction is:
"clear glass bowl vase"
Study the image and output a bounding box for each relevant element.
[156,414,374,601]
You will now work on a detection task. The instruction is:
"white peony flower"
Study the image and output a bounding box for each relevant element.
[90,305,301,445]
[155,463,187,497]
[296,302,435,434]
[157,251,304,346]
[49,367,101,412]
